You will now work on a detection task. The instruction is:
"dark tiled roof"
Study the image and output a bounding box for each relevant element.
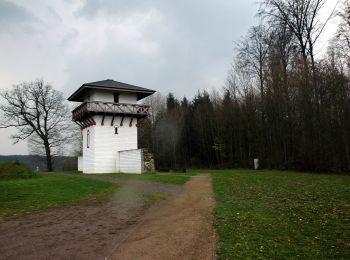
[84,79,155,92]
[68,79,155,102]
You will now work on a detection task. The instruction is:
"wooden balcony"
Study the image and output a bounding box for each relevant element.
[72,101,150,122]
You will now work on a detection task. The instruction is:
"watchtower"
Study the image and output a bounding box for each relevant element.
[68,79,155,174]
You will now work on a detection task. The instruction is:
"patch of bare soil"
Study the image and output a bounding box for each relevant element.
[0,177,180,260]
[109,174,217,260]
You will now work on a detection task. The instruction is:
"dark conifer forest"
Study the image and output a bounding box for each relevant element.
[139,0,350,173]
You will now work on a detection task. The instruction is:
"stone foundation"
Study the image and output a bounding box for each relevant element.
[142,149,155,173]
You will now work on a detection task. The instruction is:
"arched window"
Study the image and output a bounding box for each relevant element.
[87,130,90,148]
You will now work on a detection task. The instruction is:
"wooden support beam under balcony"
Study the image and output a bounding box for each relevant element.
[72,101,150,122]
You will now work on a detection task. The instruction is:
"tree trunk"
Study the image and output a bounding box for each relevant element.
[44,140,53,172]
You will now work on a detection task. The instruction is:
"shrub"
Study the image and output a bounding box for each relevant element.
[0,161,37,180]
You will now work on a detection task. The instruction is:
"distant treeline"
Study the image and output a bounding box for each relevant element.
[139,0,350,173]
[0,155,77,172]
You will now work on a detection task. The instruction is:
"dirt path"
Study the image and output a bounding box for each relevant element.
[0,177,180,260]
[109,174,217,260]
[0,174,216,259]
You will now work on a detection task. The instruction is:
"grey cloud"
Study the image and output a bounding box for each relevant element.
[0,0,41,35]
[75,0,153,18]
[0,0,35,25]
[47,5,63,23]
[59,29,79,48]
[67,0,258,97]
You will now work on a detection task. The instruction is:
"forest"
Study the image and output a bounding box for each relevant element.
[139,0,350,173]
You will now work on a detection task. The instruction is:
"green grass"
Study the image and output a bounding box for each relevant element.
[0,174,116,218]
[210,169,350,259]
[107,173,192,185]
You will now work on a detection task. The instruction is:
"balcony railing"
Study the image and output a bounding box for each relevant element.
[72,101,150,121]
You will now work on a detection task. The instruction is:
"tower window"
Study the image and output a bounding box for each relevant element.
[114,93,119,103]
[87,130,90,148]
[114,127,118,134]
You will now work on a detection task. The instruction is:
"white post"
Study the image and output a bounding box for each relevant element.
[254,158,259,169]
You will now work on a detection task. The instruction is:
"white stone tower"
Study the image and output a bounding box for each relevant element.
[68,79,155,174]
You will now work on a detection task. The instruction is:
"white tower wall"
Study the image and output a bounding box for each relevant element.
[85,90,137,104]
[119,93,137,103]
[82,115,138,173]
[119,149,143,173]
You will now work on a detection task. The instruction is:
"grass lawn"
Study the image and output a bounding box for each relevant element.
[107,173,192,185]
[210,169,350,259]
[0,174,116,219]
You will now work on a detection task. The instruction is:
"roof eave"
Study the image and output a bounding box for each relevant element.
[67,85,156,102]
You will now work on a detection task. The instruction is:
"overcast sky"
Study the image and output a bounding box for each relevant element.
[0,0,338,155]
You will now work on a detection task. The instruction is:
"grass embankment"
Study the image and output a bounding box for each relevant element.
[107,173,192,185]
[0,161,37,180]
[0,174,116,218]
[211,169,350,259]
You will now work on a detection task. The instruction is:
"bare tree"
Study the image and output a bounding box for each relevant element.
[0,80,73,171]
[260,0,338,82]
[336,0,350,70]
[260,0,339,164]
[338,0,350,45]
[142,92,166,125]
[28,119,80,157]
[236,24,272,118]
[236,24,272,160]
